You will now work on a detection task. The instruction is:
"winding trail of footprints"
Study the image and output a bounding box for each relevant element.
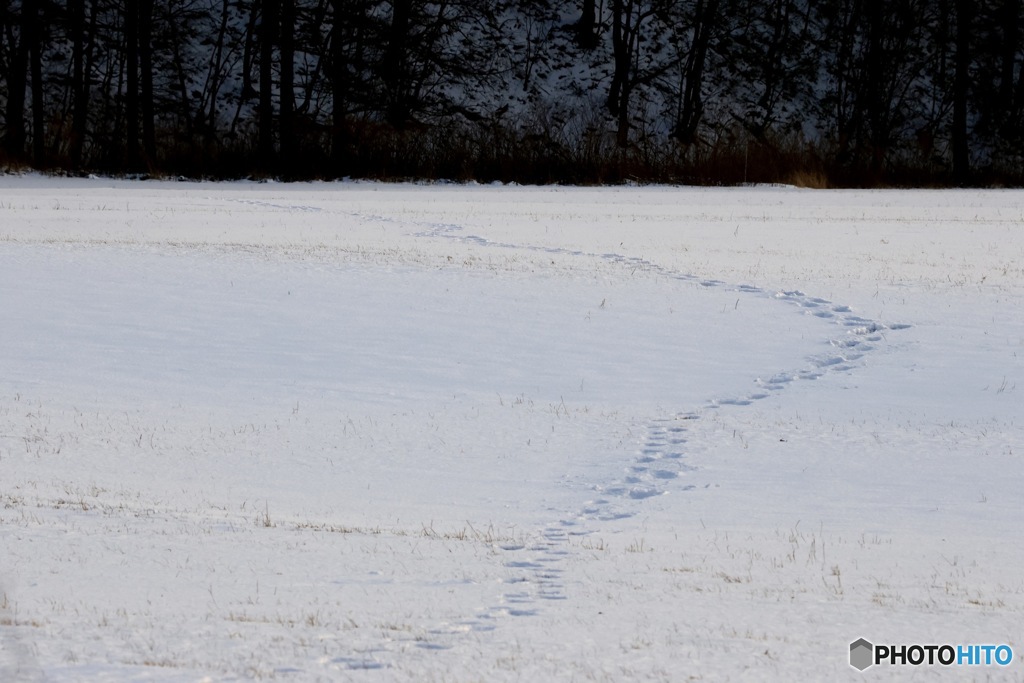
[404,215,912,657]
[228,198,911,667]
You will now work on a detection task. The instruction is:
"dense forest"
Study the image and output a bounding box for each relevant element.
[1,0,1023,185]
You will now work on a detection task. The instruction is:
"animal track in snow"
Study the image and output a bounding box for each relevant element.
[224,197,323,213]
[398,212,913,657]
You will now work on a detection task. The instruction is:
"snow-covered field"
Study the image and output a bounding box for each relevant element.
[1,177,1022,681]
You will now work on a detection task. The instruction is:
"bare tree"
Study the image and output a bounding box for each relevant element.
[671,0,721,144]
[952,0,971,182]
[28,0,43,165]
[69,0,95,168]
[4,1,34,161]
[720,0,815,143]
[279,0,295,169]
[382,0,413,127]
[259,0,281,167]
[575,0,599,49]
[607,0,659,147]
[139,0,156,163]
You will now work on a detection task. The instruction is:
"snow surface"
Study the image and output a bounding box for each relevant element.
[0,177,1022,681]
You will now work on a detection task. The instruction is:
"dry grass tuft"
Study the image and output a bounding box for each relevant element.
[786,169,830,189]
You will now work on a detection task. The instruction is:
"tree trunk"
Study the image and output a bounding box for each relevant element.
[607,0,631,133]
[4,3,31,161]
[125,0,141,169]
[952,0,972,184]
[280,0,295,171]
[1000,0,1020,129]
[202,0,232,138]
[383,0,412,127]
[329,0,348,170]
[576,0,598,49]
[70,0,89,169]
[865,1,886,176]
[28,1,44,165]
[139,0,156,164]
[674,0,719,145]
[259,0,280,168]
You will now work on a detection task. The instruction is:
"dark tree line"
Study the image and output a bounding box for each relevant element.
[1,0,1022,185]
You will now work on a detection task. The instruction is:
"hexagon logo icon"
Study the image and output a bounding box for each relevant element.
[850,638,874,671]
